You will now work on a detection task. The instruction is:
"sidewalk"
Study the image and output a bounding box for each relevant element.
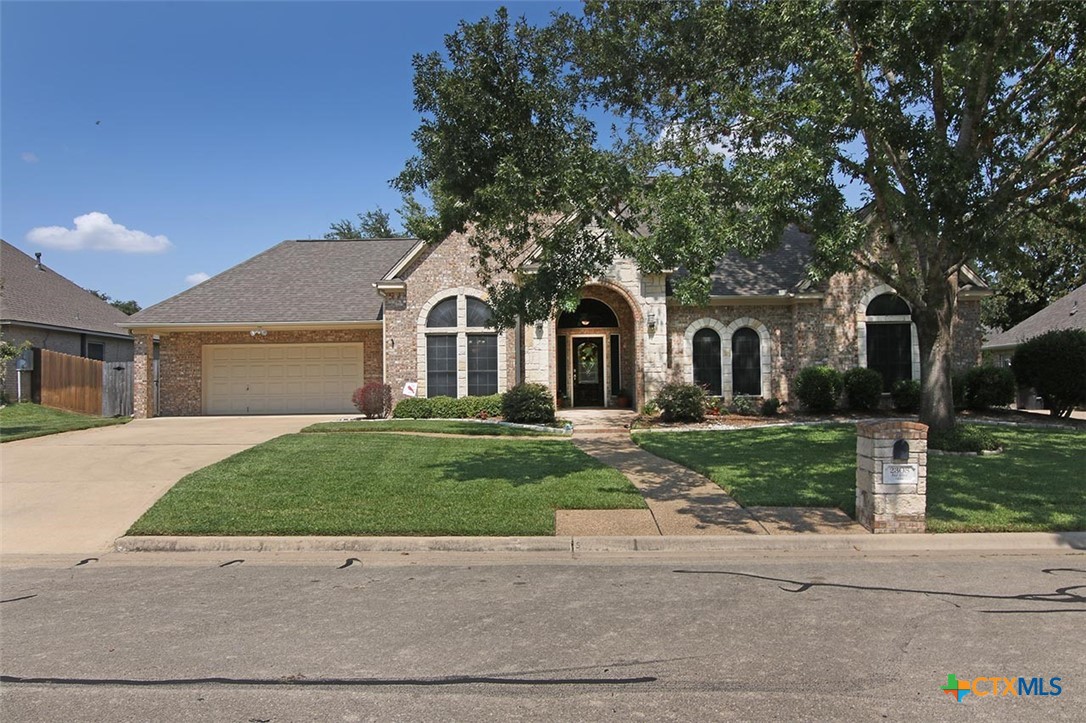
[561,410,864,537]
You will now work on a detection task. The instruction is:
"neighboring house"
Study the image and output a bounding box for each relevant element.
[123,228,989,418]
[982,284,1086,409]
[1,240,134,402]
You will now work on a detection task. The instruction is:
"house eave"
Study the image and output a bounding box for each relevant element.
[2,318,133,340]
[379,240,427,282]
[121,320,383,333]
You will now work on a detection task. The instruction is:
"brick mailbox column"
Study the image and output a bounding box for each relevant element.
[856,420,928,533]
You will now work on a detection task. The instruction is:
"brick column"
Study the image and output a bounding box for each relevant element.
[855,420,928,533]
[133,333,155,419]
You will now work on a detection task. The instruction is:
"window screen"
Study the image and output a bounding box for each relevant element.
[692,328,722,395]
[732,328,761,396]
[426,334,457,397]
[467,334,498,396]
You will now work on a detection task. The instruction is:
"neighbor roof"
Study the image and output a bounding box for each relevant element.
[0,240,132,338]
[125,238,420,327]
[983,283,1086,351]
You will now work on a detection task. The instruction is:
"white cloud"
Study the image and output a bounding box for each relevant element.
[185,272,211,286]
[21,152,39,164]
[26,212,172,253]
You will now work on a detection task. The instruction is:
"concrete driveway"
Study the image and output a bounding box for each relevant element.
[1,415,340,556]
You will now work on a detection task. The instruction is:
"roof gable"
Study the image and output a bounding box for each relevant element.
[0,240,132,337]
[126,238,419,326]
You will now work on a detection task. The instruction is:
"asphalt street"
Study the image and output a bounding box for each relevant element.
[1,550,1084,721]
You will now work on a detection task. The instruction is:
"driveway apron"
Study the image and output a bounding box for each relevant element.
[0,415,339,555]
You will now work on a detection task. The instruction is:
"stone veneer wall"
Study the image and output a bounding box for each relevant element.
[382,231,517,404]
[156,328,383,416]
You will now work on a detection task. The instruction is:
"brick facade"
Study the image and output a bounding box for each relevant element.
[153,328,383,416]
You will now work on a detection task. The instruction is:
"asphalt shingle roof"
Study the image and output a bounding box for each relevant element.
[126,238,419,326]
[669,224,815,296]
[0,240,132,337]
[983,283,1086,350]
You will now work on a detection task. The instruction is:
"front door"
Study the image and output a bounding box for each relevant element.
[573,337,604,407]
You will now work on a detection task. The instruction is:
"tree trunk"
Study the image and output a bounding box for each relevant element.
[914,275,959,434]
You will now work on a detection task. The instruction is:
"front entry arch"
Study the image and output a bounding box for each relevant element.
[555,292,634,408]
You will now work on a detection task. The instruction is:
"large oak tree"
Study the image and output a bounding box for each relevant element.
[396,1,1086,431]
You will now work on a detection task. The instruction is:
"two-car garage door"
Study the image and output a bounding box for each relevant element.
[203,343,364,415]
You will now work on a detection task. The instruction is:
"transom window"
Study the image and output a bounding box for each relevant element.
[426,297,458,328]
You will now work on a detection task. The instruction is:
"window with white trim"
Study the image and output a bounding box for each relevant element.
[423,293,500,398]
[692,328,722,395]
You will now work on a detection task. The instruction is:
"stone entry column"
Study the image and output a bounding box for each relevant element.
[855,420,928,533]
[133,333,155,419]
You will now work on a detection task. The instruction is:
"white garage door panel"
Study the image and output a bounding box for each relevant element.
[204,343,364,415]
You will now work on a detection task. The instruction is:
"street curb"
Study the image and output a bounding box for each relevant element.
[115,531,1086,554]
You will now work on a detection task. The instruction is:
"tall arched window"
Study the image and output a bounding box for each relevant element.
[692,328,722,395]
[731,327,761,396]
[865,293,912,391]
[423,293,500,398]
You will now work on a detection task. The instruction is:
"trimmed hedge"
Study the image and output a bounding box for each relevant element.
[794,366,843,413]
[891,379,921,412]
[501,383,556,424]
[929,424,1001,453]
[655,383,706,423]
[843,368,884,411]
[392,394,503,420]
[1011,329,1086,417]
[960,366,1016,411]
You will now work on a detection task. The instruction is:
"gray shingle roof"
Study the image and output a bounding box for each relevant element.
[669,224,815,296]
[0,240,132,338]
[983,283,1086,350]
[126,238,419,326]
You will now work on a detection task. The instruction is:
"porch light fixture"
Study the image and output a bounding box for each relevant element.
[579,314,591,326]
[249,327,268,338]
[534,320,545,338]
[646,312,657,334]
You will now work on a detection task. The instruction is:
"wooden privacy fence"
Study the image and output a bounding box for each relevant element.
[34,349,134,417]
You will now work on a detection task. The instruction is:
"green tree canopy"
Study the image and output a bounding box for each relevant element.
[396,1,1086,431]
[324,207,407,239]
[88,290,141,316]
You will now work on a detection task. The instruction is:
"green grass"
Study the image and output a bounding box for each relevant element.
[129,433,645,536]
[634,424,1086,532]
[0,403,129,442]
[301,419,560,437]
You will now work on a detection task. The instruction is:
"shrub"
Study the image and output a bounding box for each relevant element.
[793,365,844,413]
[928,424,1001,453]
[730,395,759,416]
[891,379,921,412]
[842,368,884,411]
[952,371,968,411]
[392,397,433,419]
[461,394,503,419]
[705,396,724,416]
[761,397,781,416]
[641,400,659,416]
[501,383,556,424]
[960,366,1016,411]
[1011,329,1086,417]
[655,382,706,423]
[352,382,392,418]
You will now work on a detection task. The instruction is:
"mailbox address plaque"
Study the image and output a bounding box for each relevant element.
[883,463,919,485]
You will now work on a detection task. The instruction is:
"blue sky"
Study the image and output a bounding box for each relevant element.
[2,1,567,307]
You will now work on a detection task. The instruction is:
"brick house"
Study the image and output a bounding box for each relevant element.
[123,229,989,417]
[1,240,134,402]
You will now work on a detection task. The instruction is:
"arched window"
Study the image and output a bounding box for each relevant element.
[426,297,458,328]
[865,293,912,391]
[424,293,500,398]
[692,328,722,395]
[731,327,761,396]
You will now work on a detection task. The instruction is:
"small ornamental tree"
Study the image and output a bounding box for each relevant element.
[352,382,393,418]
[1011,329,1086,417]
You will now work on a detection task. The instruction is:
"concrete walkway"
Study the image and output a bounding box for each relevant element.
[561,410,864,536]
[0,415,340,555]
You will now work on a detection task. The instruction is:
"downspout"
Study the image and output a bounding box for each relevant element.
[514,315,524,385]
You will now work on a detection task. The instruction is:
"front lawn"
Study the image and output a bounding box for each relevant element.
[0,403,129,442]
[301,419,561,437]
[129,433,644,536]
[634,424,1085,532]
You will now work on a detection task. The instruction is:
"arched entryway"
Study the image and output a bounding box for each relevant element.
[555,286,639,408]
